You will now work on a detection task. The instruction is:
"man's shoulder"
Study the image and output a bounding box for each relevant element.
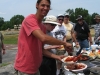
[24,14,36,22]
[22,14,38,26]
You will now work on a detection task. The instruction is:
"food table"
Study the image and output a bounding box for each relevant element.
[62,57,100,75]
[61,45,100,75]
[79,58,100,75]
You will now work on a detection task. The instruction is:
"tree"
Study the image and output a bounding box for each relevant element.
[74,8,89,23]
[10,15,24,30]
[86,14,92,26]
[1,21,11,30]
[65,8,99,25]
[0,17,4,30]
[65,9,75,23]
[91,13,98,24]
[65,8,89,23]
[66,8,92,24]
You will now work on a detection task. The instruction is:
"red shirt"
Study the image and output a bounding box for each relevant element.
[14,14,46,74]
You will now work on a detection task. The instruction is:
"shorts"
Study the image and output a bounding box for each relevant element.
[56,50,66,63]
[39,56,56,75]
[56,50,66,55]
[14,69,40,75]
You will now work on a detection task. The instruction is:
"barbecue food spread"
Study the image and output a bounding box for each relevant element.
[62,54,82,64]
[97,50,100,58]
[89,50,96,59]
[66,63,86,70]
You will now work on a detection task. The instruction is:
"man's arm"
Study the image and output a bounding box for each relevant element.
[32,29,71,46]
[63,36,67,42]
[71,28,78,44]
[2,42,5,55]
[43,49,65,61]
[88,32,93,45]
[44,45,60,50]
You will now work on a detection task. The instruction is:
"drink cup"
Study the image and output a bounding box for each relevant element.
[91,45,98,50]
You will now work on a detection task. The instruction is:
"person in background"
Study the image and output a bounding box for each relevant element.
[63,13,78,55]
[39,15,65,75]
[94,15,100,45]
[0,32,5,63]
[74,15,93,55]
[14,0,72,75]
[52,14,66,75]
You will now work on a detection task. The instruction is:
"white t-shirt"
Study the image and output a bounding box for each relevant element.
[52,25,67,41]
[44,32,57,54]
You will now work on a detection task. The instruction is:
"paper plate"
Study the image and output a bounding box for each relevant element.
[64,63,87,72]
[61,56,75,64]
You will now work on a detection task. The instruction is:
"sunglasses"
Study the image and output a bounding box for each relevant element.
[58,19,64,21]
[64,16,69,18]
[78,19,82,21]
[51,24,56,26]
[95,19,100,20]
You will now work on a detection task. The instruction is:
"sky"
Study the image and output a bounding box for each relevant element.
[0,0,100,21]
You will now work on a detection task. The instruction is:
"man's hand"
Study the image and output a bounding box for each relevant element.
[64,42,73,54]
[56,55,65,61]
[75,41,79,46]
[90,41,93,45]
[2,50,5,55]
[98,36,100,40]
[65,42,72,47]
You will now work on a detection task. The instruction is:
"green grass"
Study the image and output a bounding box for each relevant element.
[0,62,11,67]
[3,34,18,44]
[2,29,95,44]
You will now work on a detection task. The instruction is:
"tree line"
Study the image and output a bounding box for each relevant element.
[0,8,99,30]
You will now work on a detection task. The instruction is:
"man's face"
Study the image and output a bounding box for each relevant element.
[64,15,69,22]
[78,19,83,25]
[57,16,64,24]
[95,19,100,23]
[36,0,50,17]
[44,23,56,31]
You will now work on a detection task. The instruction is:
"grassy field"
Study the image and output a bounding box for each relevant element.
[1,30,19,44]
[2,28,95,44]
[3,34,18,44]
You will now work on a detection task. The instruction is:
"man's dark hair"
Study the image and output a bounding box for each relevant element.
[37,0,51,5]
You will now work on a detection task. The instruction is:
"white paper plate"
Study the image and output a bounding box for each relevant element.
[61,56,75,64]
[64,63,87,72]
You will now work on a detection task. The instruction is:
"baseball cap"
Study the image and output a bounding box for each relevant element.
[64,13,70,18]
[64,13,69,16]
[43,15,61,25]
[94,15,100,19]
[76,15,83,20]
[57,14,64,18]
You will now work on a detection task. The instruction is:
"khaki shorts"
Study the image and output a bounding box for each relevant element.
[56,50,66,55]
[56,50,66,63]
[14,69,40,75]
